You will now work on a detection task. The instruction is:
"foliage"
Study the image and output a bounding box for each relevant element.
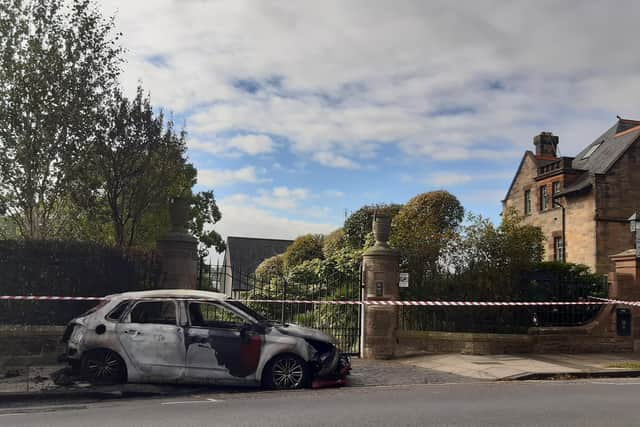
[189,191,225,257]
[0,0,122,239]
[343,204,401,248]
[391,191,464,289]
[0,1,225,253]
[322,228,347,258]
[72,86,194,247]
[255,254,285,280]
[283,234,324,270]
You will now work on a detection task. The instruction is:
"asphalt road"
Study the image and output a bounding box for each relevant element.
[2,379,640,426]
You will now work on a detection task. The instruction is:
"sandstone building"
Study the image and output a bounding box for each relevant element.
[503,118,640,273]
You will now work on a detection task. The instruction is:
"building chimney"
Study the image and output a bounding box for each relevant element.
[533,132,559,158]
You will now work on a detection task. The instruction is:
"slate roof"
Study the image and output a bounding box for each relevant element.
[505,119,640,201]
[572,120,640,175]
[225,236,293,273]
[558,119,640,196]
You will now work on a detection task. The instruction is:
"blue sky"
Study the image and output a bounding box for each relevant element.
[99,0,640,242]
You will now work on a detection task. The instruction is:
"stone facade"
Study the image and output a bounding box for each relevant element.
[503,120,640,273]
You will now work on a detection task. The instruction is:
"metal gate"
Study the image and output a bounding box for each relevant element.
[198,261,362,355]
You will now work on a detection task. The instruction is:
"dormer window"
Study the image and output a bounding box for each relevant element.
[582,141,603,159]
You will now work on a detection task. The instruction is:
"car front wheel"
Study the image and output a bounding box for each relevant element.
[81,349,126,385]
[263,354,310,390]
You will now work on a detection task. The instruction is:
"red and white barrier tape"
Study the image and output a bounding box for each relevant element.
[0,295,105,301]
[0,295,626,306]
[593,297,640,307]
[237,299,605,306]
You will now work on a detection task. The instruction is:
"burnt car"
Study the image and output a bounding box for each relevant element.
[61,290,350,390]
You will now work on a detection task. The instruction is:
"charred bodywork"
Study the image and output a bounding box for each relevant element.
[61,289,350,389]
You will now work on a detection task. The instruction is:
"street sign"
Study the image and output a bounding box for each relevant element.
[399,272,409,288]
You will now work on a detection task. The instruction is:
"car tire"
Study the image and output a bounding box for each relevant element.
[263,354,310,390]
[81,349,127,385]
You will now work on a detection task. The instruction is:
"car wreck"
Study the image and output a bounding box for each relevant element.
[60,289,350,390]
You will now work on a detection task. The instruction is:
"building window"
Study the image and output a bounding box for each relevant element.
[540,186,549,211]
[554,236,564,262]
[524,190,531,215]
[552,181,561,207]
[582,141,603,160]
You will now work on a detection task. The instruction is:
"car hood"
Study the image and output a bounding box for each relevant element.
[274,323,336,344]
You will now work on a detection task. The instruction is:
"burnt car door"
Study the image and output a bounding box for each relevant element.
[184,300,264,384]
[115,299,186,381]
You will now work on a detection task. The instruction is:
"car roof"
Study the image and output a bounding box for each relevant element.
[105,289,228,301]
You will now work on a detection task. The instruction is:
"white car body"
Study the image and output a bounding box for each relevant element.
[62,289,349,388]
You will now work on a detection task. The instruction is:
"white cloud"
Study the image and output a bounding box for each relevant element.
[323,190,345,198]
[255,186,310,210]
[430,173,473,187]
[428,172,513,187]
[214,196,337,242]
[313,152,359,169]
[189,134,275,157]
[197,167,261,188]
[230,134,275,155]
[98,0,640,168]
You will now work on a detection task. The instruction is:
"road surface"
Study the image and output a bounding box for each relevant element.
[2,379,639,426]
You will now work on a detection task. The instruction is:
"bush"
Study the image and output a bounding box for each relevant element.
[283,234,324,270]
[344,204,401,248]
[323,228,347,258]
[255,254,284,280]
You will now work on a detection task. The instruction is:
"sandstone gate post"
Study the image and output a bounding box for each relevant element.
[361,212,400,359]
[157,197,199,289]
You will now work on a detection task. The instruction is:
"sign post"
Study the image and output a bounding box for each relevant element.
[399,272,409,288]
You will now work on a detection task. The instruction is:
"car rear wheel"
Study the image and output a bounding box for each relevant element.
[263,354,310,390]
[81,349,126,385]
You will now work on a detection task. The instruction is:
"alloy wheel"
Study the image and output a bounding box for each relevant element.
[271,356,305,389]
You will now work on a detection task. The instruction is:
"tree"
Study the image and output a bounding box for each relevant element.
[391,191,464,289]
[0,0,122,238]
[343,204,401,248]
[322,228,347,258]
[433,210,545,299]
[189,190,225,257]
[255,254,285,280]
[283,234,324,270]
[73,87,193,247]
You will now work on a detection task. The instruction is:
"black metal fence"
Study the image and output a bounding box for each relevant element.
[399,271,609,334]
[197,259,362,354]
[0,240,162,325]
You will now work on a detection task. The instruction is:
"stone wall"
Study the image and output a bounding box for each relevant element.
[503,152,537,217]
[563,192,597,270]
[0,325,65,358]
[396,330,533,356]
[395,307,634,356]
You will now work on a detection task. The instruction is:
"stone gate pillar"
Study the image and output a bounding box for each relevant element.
[609,249,640,350]
[157,197,198,289]
[361,213,400,359]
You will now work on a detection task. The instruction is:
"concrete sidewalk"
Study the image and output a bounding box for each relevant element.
[395,353,640,380]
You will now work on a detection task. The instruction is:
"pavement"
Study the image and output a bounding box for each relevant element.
[5,380,640,426]
[395,352,640,380]
[3,352,640,403]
